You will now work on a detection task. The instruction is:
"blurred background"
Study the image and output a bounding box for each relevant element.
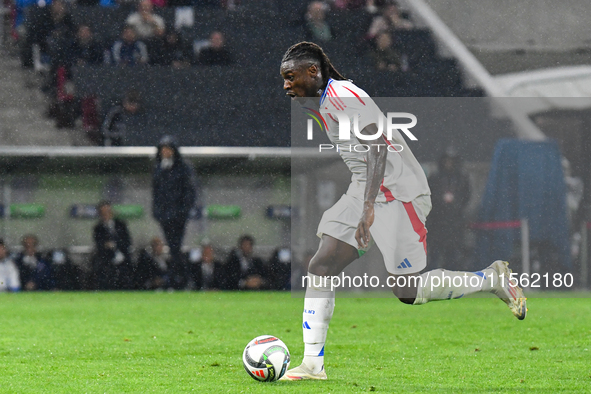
[0,0,589,291]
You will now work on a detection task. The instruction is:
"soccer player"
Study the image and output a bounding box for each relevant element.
[279,42,527,381]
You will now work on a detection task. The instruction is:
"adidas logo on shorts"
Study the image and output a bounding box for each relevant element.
[397,258,413,269]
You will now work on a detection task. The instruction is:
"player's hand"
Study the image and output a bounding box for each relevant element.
[355,203,375,249]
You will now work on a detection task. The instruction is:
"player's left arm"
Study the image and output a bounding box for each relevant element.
[355,123,387,249]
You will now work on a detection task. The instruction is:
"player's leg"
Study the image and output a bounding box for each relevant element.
[389,261,527,319]
[304,234,358,360]
[308,234,360,277]
[390,264,502,304]
[374,196,527,319]
[409,261,527,320]
[282,235,358,381]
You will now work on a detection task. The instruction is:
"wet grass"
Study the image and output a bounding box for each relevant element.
[0,291,589,393]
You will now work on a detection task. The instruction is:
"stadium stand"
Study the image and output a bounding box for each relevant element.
[2,1,587,292]
[12,2,502,153]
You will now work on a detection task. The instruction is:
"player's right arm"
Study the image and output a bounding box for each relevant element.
[355,123,387,249]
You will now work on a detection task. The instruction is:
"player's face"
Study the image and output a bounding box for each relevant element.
[280,60,321,99]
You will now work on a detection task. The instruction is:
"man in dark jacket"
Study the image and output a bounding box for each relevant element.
[152,135,196,286]
[224,235,267,290]
[69,25,104,66]
[100,90,141,146]
[188,243,225,290]
[14,234,53,291]
[135,236,170,290]
[93,200,133,290]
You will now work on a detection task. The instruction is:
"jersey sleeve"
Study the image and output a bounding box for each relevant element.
[323,81,383,134]
[351,97,383,134]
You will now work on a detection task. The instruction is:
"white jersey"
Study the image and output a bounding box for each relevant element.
[319,78,430,203]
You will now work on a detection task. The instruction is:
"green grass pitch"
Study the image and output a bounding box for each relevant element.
[0,291,589,393]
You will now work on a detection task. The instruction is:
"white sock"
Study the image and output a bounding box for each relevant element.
[413,268,496,305]
[301,273,334,373]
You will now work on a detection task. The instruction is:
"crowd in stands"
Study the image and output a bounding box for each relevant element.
[20,0,237,130]
[15,0,417,74]
[19,0,240,69]
[0,228,292,292]
[8,0,425,143]
[0,236,83,292]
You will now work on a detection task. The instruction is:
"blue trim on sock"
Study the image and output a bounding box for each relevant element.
[473,271,487,280]
[318,346,324,356]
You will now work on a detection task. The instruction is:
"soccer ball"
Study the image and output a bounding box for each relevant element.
[242,335,290,382]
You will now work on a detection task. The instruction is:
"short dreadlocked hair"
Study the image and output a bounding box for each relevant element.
[281,42,347,81]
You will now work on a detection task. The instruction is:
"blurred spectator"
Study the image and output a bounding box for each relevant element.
[92,201,133,290]
[0,239,21,292]
[22,0,76,69]
[45,249,82,291]
[99,0,118,6]
[126,0,165,40]
[197,31,234,66]
[77,0,100,6]
[367,0,412,40]
[150,30,191,67]
[135,237,170,290]
[188,243,225,290]
[561,157,584,229]
[14,0,38,34]
[225,235,267,290]
[304,1,332,42]
[14,234,53,291]
[69,25,104,66]
[329,0,366,10]
[152,135,196,286]
[369,32,400,71]
[267,247,291,290]
[111,25,149,66]
[30,0,76,128]
[59,25,104,135]
[44,64,77,130]
[168,0,193,7]
[365,0,390,14]
[220,0,240,10]
[427,149,471,269]
[44,0,76,69]
[98,0,136,6]
[100,89,142,146]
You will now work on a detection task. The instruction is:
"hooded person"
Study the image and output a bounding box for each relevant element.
[152,135,197,288]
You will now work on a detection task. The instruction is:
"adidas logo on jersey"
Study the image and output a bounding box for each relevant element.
[397,258,412,269]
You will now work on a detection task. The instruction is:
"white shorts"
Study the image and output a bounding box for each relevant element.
[317,194,431,275]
